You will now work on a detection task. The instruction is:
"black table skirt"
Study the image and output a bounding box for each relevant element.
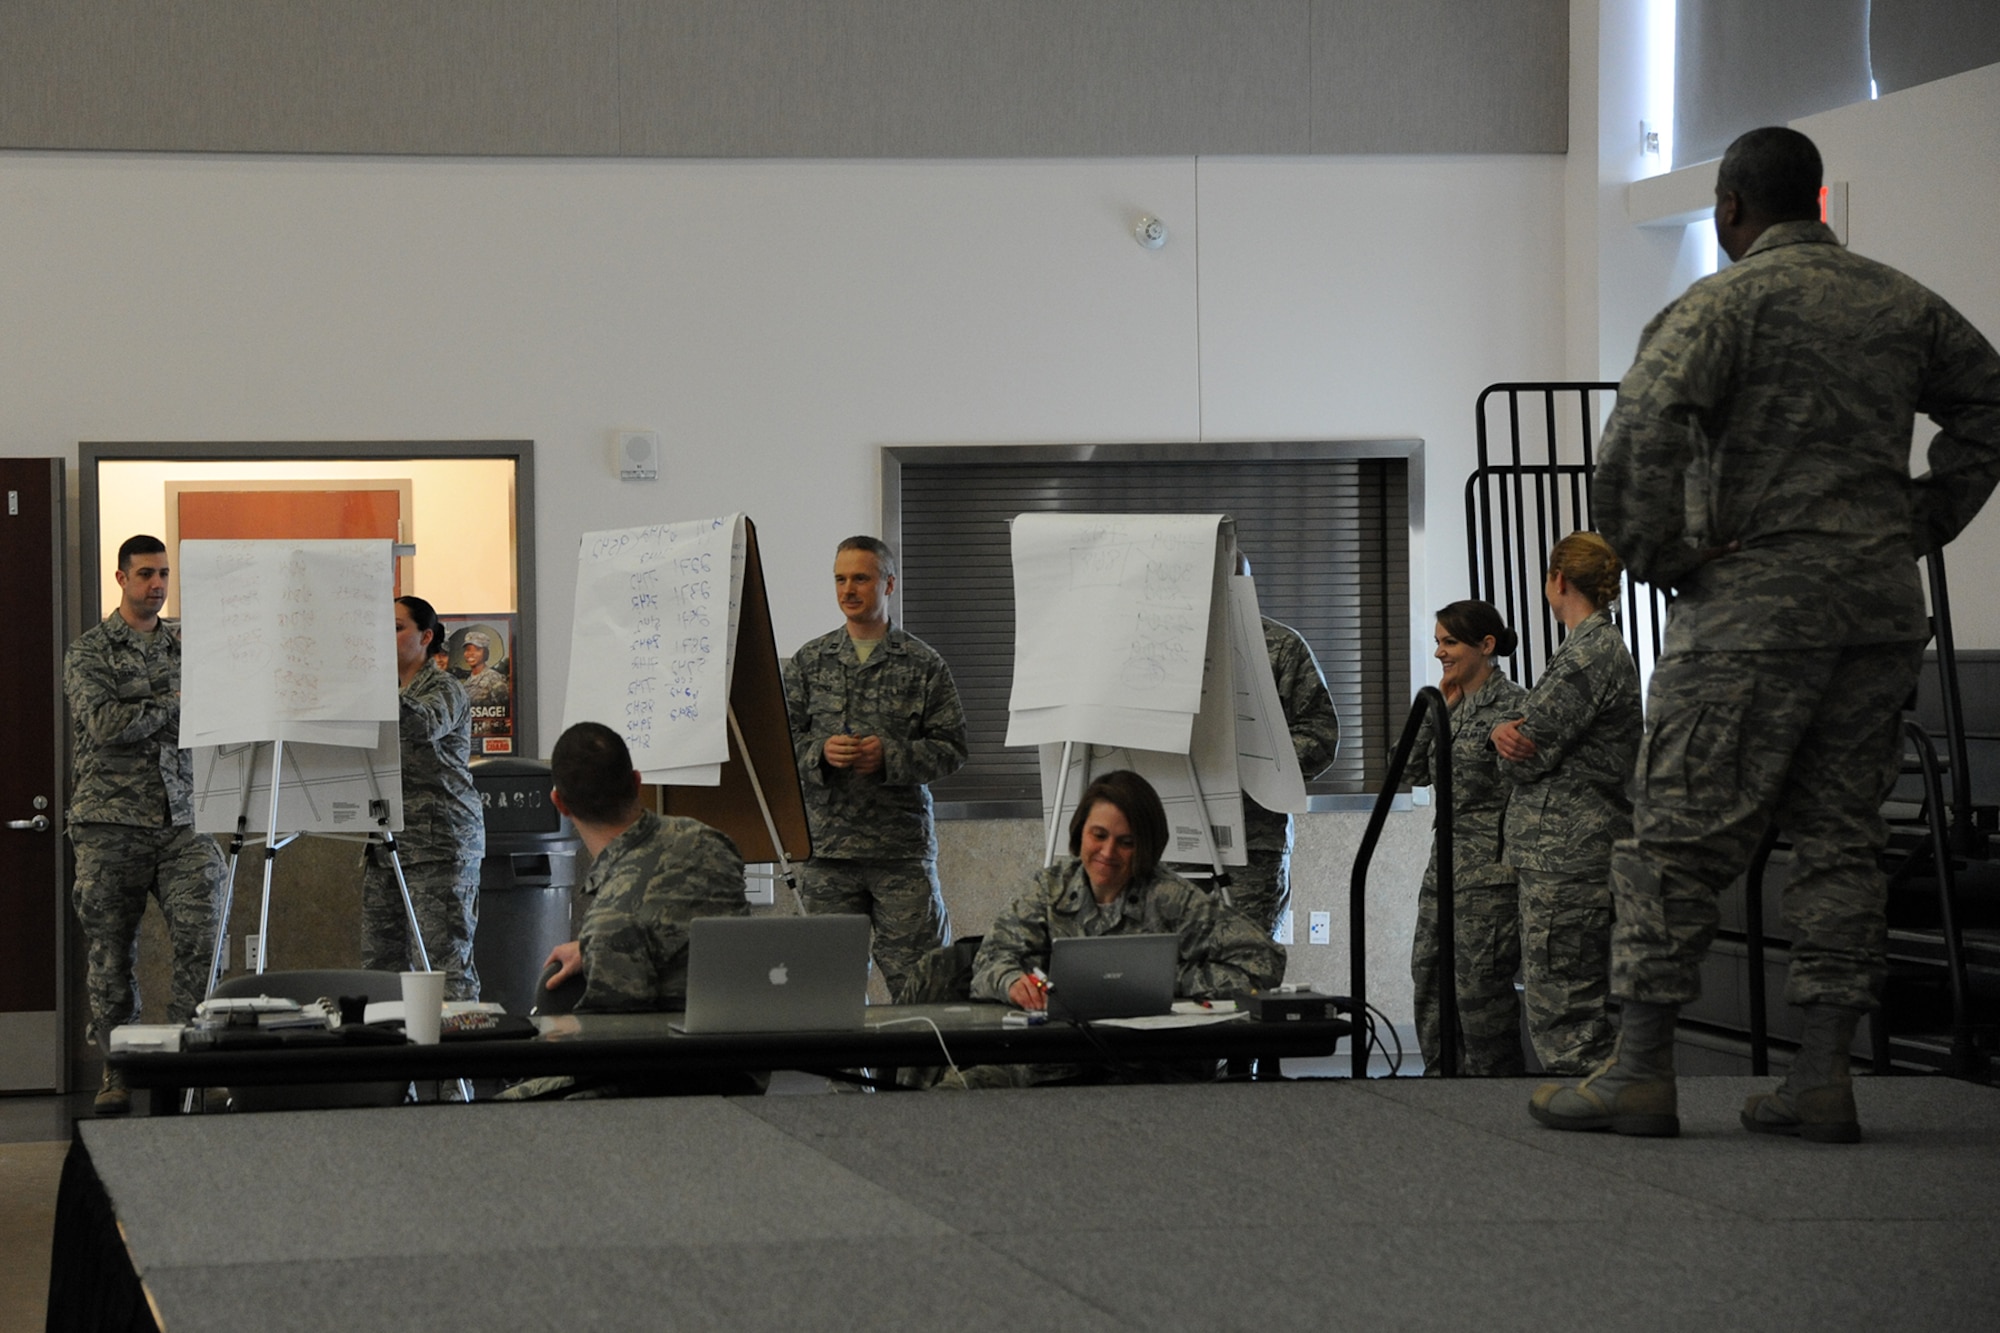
[46,1137,158,1333]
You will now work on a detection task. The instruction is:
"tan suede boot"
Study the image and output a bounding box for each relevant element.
[1528,1000,1679,1137]
[93,1065,130,1116]
[1741,1003,1864,1144]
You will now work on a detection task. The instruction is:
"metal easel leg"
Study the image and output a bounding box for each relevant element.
[1043,741,1075,869]
[728,706,806,914]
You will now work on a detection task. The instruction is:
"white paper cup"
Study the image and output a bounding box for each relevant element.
[400,971,446,1045]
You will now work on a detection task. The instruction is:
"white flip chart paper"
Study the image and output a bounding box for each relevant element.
[192,728,404,835]
[1005,513,1223,748]
[562,515,746,784]
[1229,576,1309,815]
[178,540,398,749]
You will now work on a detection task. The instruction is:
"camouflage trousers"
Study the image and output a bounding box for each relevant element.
[799,857,950,1001]
[1516,866,1614,1074]
[71,823,228,1043]
[360,853,482,1001]
[1411,872,1524,1076]
[1225,848,1290,939]
[1611,642,1922,1011]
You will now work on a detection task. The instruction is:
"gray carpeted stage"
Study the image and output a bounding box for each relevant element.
[78,1076,2000,1330]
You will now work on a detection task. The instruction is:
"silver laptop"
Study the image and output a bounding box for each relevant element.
[1046,933,1179,1021]
[674,915,871,1034]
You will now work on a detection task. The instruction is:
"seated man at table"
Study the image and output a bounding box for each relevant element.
[498,721,752,1100]
[540,720,749,1010]
[948,769,1285,1089]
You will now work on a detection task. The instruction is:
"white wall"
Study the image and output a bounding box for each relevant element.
[0,150,1566,722]
[1579,9,2000,645]
[1798,62,2000,646]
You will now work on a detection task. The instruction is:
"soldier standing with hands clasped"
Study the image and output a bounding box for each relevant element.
[64,535,229,1115]
[784,536,968,1000]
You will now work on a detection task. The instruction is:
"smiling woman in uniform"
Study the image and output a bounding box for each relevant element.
[970,770,1282,1012]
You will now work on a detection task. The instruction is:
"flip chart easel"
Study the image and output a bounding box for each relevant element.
[1009,515,1306,890]
[657,521,812,906]
[562,516,810,906]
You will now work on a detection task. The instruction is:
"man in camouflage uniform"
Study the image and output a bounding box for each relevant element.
[1233,615,1341,937]
[500,722,751,1099]
[1532,127,2000,1141]
[536,722,748,1010]
[784,536,968,1000]
[64,535,229,1114]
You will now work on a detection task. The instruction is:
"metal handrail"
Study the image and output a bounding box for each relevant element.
[1348,686,1453,1078]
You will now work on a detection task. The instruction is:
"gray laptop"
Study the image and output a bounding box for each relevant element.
[674,915,872,1034]
[1046,933,1180,1021]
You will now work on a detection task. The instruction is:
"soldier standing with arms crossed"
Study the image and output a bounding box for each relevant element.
[64,535,229,1114]
[1531,127,2000,1141]
[784,536,968,1000]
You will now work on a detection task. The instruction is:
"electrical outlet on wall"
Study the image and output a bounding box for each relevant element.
[244,934,262,971]
[1308,912,1331,946]
[1273,908,1294,946]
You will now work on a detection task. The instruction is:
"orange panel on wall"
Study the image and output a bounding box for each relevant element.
[177,488,403,592]
[178,489,402,541]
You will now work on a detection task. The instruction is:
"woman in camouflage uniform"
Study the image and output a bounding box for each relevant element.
[1492,534,1643,1075]
[954,771,1283,1087]
[360,596,486,999]
[1409,600,1527,1075]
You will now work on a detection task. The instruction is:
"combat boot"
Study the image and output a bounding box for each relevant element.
[93,1065,130,1116]
[1528,999,1679,1137]
[1741,1003,1864,1143]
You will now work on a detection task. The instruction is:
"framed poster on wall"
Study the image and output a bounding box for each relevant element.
[440,613,517,755]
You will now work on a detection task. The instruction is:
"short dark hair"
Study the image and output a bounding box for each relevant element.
[395,596,446,658]
[551,722,641,825]
[836,535,896,578]
[1067,769,1170,887]
[1717,126,1823,221]
[1434,599,1518,657]
[118,535,166,570]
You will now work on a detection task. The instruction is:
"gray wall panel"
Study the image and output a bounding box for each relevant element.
[1312,0,1568,153]
[0,0,622,155]
[618,0,1313,157]
[0,0,1565,157]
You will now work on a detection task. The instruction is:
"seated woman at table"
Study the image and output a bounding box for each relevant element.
[949,770,1283,1087]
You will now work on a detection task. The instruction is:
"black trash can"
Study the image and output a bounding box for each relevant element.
[469,757,583,1017]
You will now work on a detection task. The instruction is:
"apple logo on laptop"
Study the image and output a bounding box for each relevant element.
[768,964,789,986]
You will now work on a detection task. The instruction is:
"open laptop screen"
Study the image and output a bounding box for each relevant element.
[1046,933,1179,1021]
[675,915,871,1034]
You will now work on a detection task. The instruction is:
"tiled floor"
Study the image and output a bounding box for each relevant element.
[1,1092,100,1333]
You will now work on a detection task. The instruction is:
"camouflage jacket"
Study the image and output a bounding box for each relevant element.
[970,859,1286,1003]
[64,611,191,828]
[1597,221,2000,653]
[394,663,485,866]
[1407,668,1527,890]
[574,810,748,1012]
[1243,616,1342,854]
[1497,609,1641,876]
[784,624,968,862]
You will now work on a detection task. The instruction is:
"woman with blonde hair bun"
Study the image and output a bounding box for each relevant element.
[1491,532,1643,1074]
